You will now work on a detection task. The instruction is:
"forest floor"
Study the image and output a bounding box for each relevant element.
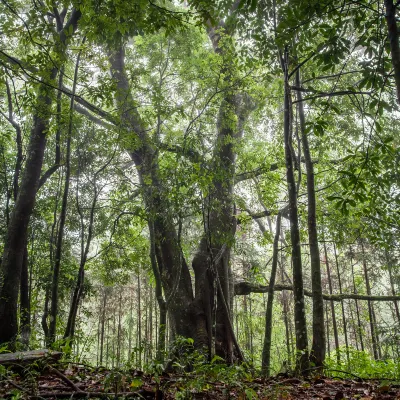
[1,362,400,399]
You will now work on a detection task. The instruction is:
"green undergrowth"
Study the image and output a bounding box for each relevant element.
[325,347,400,381]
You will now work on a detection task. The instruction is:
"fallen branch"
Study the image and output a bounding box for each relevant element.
[48,367,82,393]
[234,281,400,302]
[29,390,156,399]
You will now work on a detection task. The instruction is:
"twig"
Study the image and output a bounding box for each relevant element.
[326,368,364,380]
[6,379,25,391]
[48,367,83,392]
[30,390,154,398]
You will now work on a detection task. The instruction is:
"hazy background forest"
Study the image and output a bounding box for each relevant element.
[0,0,400,381]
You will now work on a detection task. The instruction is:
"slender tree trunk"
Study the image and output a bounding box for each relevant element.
[333,244,350,364]
[149,220,166,362]
[99,289,107,365]
[105,316,109,367]
[137,272,142,369]
[385,0,400,104]
[42,73,63,343]
[386,250,400,325]
[49,116,72,345]
[149,286,153,360]
[282,51,309,373]
[323,241,340,364]
[353,289,365,352]
[360,241,379,359]
[280,249,292,366]
[112,312,116,368]
[19,244,30,348]
[43,170,62,344]
[350,248,364,351]
[50,41,84,346]
[117,292,122,367]
[325,302,331,357]
[249,295,254,361]
[262,213,282,376]
[349,301,359,351]
[296,69,325,367]
[243,295,250,352]
[128,289,133,361]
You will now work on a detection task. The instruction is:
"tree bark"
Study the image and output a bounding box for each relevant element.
[137,272,142,369]
[350,247,364,352]
[280,260,293,366]
[42,71,64,344]
[19,245,30,348]
[99,290,107,365]
[149,220,166,362]
[296,69,325,367]
[262,213,282,376]
[323,241,340,364]
[360,241,380,360]
[282,50,309,373]
[385,0,400,103]
[334,244,350,364]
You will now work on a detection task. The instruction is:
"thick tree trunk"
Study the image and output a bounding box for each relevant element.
[282,52,309,373]
[109,45,195,344]
[262,213,282,377]
[385,0,400,103]
[0,84,54,345]
[191,90,251,361]
[296,69,325,367]
[5,79,31,348]
[0,8,81,346]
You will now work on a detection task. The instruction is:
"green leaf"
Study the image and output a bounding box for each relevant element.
[130,377,143,389]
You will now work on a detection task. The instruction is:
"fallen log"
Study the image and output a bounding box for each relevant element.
[0,349,62,365]
[234,281,400,302]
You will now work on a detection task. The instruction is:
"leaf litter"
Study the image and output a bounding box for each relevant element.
[1,364,400,399]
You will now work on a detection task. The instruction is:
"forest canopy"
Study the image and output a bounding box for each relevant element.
[0,0,399,381]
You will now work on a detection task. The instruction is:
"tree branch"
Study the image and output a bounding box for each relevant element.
[234,281,400,301]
